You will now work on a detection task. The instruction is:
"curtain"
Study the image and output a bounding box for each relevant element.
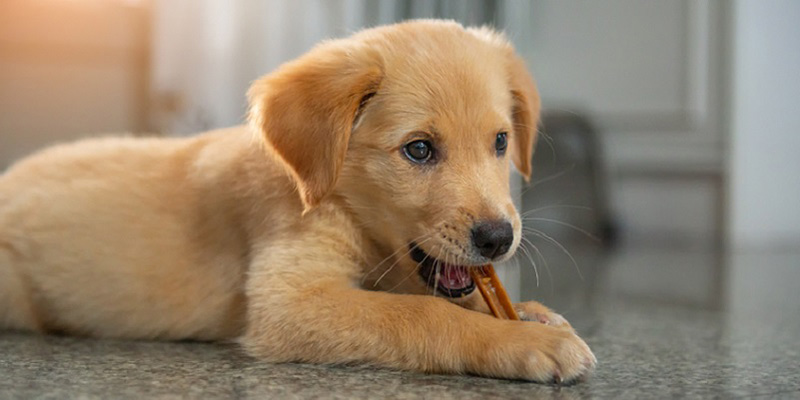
[149,0,531,134]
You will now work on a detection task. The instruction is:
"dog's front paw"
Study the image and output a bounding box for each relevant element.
[506,323,595,384]
[514,301,571,329]
[471,317,595,384]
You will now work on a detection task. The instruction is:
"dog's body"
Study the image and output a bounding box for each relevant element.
[0,21,595,382]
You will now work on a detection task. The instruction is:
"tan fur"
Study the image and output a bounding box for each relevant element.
[0,20,594,382]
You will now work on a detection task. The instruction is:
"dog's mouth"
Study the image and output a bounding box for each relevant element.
[409,242,476,298]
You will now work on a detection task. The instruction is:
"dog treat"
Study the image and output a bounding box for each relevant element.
[469,264,520,320]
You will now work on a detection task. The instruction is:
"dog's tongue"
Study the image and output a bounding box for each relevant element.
[440,265,472,290]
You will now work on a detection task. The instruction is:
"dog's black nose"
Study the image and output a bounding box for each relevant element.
[471,220,514,260]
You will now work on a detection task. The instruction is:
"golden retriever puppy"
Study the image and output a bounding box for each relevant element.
[0,20,595,383]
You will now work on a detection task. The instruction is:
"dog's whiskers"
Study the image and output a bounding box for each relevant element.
[523,227,584,281]
[538,128,556,161]
[433,262,441,298]
[520,204,593,217]
[371,237,432,289]
[362,232,431,286]
[519,165,575,197]
[444,250,453,298]
[516,237,539,287]
[432,245,447,298]
[522,217,600,243]
[385,250,432,293]
[520,235,554,296]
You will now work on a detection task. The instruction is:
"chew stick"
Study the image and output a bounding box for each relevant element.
[469,264,520,320]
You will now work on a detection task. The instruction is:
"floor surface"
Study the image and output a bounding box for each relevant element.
[2,248,799,399]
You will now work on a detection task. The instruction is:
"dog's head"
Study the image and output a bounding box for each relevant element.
[249,20,539,298]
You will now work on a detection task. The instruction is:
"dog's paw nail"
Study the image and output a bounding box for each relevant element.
[553,371,563,386]
[586,353,598,370]
[516,309,553,325]
[522,313,551,325]
[516,310,534,323]
[535,313,551,325]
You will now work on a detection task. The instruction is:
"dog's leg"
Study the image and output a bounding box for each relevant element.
[242,244,594,382]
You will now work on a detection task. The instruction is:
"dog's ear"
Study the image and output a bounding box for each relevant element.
[506,53,540,182]
[248,40,383,212]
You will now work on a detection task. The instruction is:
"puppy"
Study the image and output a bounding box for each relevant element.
[0,20,595,383]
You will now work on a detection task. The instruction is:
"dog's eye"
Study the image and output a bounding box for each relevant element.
[403,140,433,163]
[495,132,508,155]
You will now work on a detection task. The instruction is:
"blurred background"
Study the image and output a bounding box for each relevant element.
[1,0,798,315]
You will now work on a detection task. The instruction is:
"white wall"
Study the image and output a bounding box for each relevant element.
[729,0,800,249]
[0,1,148,170]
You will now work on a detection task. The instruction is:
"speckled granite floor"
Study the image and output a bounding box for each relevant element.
[2,248,800,399]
